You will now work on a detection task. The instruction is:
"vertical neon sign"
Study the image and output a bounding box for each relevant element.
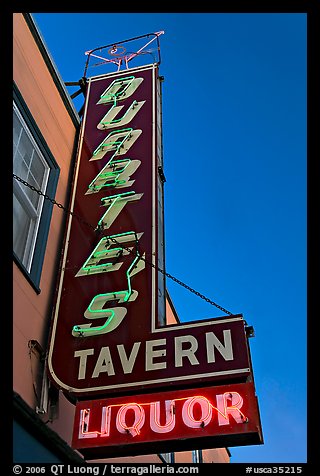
[48,64,165,396]
[48,63,251,399]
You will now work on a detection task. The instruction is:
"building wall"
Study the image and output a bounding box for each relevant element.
[13,12,79,409]
[13,13,230,464]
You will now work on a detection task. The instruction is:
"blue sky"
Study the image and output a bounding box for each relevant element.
[31,12,307,463]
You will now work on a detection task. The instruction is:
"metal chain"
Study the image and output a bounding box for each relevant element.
[13,173,234,316]
[13,174,96,231]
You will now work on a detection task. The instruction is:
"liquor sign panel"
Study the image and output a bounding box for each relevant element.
[47,63,252,399]
[72,382,263,458]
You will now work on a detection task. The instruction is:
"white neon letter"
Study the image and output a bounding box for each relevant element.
[182,396,213,428]
[116,404,145,437]
[216,392,247,426]
[100,406,112,437]
[78,409,98,439]
[150,400,176,433]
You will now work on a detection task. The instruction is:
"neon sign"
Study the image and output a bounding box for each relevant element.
[72,382,263,459]
[48,64,166,396]
[46,55,262,457]
[78,393,246,438]
[47,64,251,398]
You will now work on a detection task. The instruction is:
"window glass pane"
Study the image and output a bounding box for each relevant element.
[19,129,34,168]
[192,450,202,463]
[160,453,174,463]
[13,194,36,267]
[13,112,22,151]
[30,150,46,187]
[13,116,27,176]
[13,102,50,272]
[13,109,47,209]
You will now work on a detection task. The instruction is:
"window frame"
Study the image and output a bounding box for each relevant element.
[13,83,60,293]
[13,103,50,272]
[192,449,203,463]
[159,453,175,463]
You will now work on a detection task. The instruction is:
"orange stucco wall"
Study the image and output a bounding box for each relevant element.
[13,13,78,408]
[166,296,178,325]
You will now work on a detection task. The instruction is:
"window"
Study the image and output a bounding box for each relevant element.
[159,453,175,463]
[192,450,203,463]
[13,104,49,270]
[13,85,60,291]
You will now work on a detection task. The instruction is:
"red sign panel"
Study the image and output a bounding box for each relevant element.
[48,64,164,397]
[47,64,252,399]
[72,382,263,458]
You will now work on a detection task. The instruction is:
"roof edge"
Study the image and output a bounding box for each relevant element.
[22,13,80,128]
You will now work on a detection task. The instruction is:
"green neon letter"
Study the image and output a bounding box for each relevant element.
[72,238,145,337]
[85,158,141,195]
[75,231,143,277]
[89,128,142,162]
[96,76,144,105]
[97,191,143,230]
[97,100,145,130]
